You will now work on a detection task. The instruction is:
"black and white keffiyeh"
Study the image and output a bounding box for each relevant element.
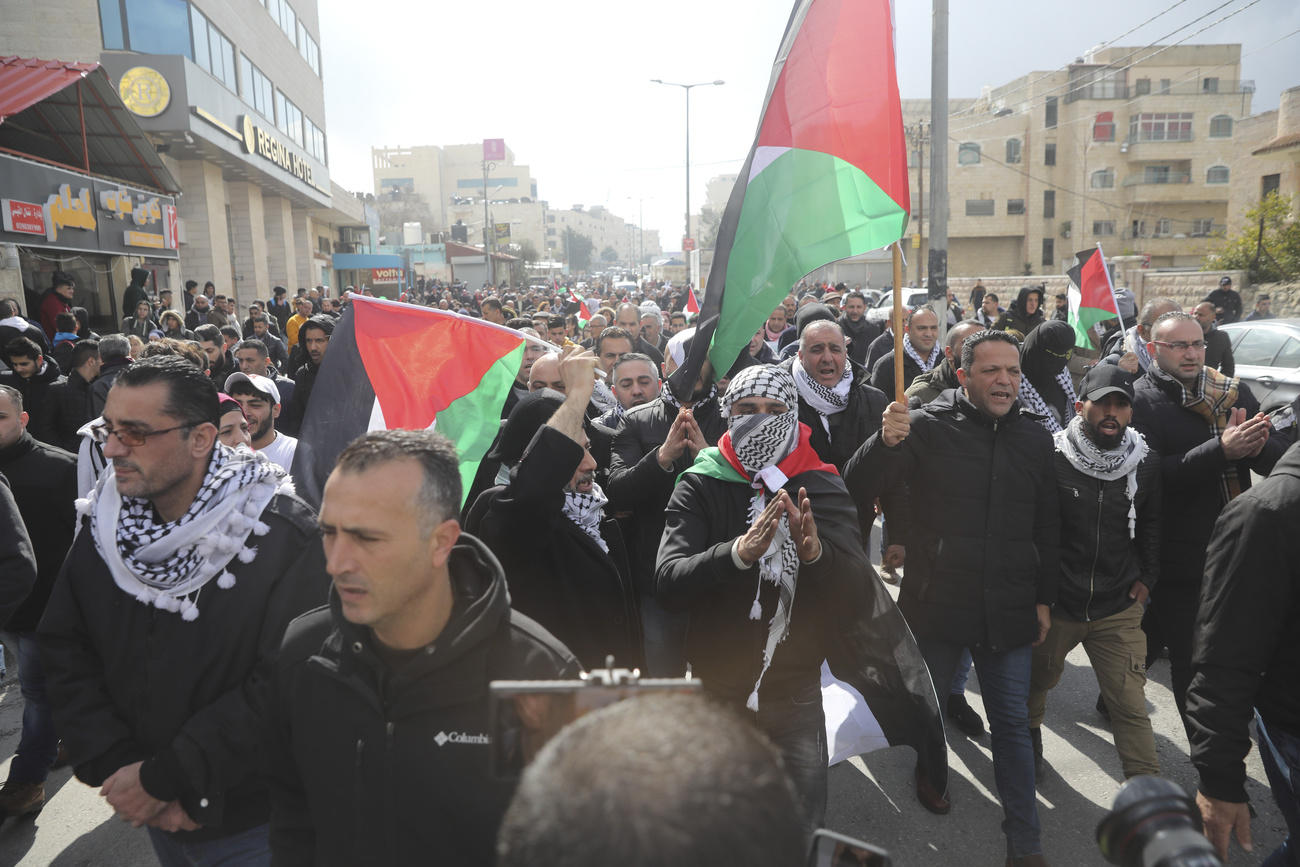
[590,378,619,415]
[661,382,717,411]
[901,334,940,373]
[1122,326,1154,372]
[1019,368,1078,433]
[562,482,609,552]
[76,443,290,621]
[722,364,802,712]
[1054,415,1148,538]
[793,362,851,435]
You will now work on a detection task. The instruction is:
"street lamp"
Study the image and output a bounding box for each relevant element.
[651,79,724,252]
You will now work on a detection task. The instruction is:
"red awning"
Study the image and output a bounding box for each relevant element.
[0,55,179,192]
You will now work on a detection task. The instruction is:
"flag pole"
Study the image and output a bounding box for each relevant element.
[892,241,906,402]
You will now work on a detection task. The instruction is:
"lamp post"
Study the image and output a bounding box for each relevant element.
[651,79,724,252]
[482,159,496,287]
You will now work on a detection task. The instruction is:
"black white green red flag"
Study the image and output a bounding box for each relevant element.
[677,0,910,394]
[1066,245,1122,349]
[290,295,526,507]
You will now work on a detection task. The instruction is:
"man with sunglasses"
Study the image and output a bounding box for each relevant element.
[38,356,327,865]
[1131,311,1287,731]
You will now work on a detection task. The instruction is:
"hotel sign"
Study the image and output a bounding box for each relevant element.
[240,115,319,190]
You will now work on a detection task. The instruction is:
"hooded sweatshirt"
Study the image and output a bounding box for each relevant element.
[993,286,1046,340]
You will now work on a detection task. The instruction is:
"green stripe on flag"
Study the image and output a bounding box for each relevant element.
[433,342,525,504]
[710,148,907,375]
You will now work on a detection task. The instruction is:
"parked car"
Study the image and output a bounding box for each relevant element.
[1219,319,1300,413]
[866,288,931,325]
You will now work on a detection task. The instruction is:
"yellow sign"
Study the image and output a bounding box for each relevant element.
[118,67,170,118]
[238,115,319,190]
[99,188,162,227]
[45,184,96,241]
[123,230,166,249]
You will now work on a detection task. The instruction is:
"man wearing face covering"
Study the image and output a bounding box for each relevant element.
[655,364,861,836]
[1018,320,1079,434]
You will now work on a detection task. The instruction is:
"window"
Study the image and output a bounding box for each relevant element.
[1129,112,1194,142]
[1093,111,1115,142]
[189,8,237,92]
[1153,219,1171,237]
[1134,78,1151,96]
[240,55,275,121]
[958,142,981,165]
[1007,199,1025,215]
[99,0,125,49]
[1202,77,1219,94]
[1209,115,1233,138]
[1143,165,1172,184]
[297,22,320,76]
[1263,174,1281,198]
[1191,219,1215,237]
[1233,328,1288,367]
[1043,190,1055,219]
[1044,143,1056,166]
[1042,238,1054,267]
[121,0,192,55]
[276,91,303,146]
[1131,220,1147,237]
[546,228,557,236]
[1206,165,1230,185]
[1091,168,1115,189]
[304,117,327,163]
[1274,338,1300,370]
[965,199,995,216]
[1005,138,1021,164]
[278,0,297,45]
[1045,96,1058,128]
[1093,220,1116,236]
[1159,79,1171,94]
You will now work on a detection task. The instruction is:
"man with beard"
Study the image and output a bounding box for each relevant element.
[1028,366,1162,782]
[249,315,289,372]
[233,340,296,413]
[607,328,725,676]
[476,347,641,670]
[1017,321,1078,435]
[869,307,940,396]
[906,321,983,407]
[1101,297,1180,376]
[1192,301,1235,377]
[194,325,233,386]
[225,373,297,471]
[845,331,1060,864]
[283,315,334,436]
[39,356,326,863]
[839,291,880,367]
[975,293,1003,328]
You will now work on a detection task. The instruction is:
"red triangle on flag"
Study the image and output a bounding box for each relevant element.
[686,288,700,314]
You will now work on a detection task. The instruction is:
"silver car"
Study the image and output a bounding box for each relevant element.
[1220,319,1300,413]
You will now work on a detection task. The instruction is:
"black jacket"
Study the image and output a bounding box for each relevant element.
[475,426,642,669]
[783,358,888,472]
[90,356,131,417]
[267,534,579,867]
[840,315,881,367]
[1204,328,1234,377]
[1186,441,1300,803]
[0,471,37,627]
[864,330,894,372]
[869,347,929,398]
[39,369,94,453]
[655,464,865,702]
[39,487,329,840]
[1131,370,1286,586]
[1052,446,1162,622]
[844,390,1061,651]
[0,359,64,444]
[0,433,76,632]
[606,396,727,596]
[993,287,1046,340]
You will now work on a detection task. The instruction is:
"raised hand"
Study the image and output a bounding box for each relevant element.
[737,492,789,567]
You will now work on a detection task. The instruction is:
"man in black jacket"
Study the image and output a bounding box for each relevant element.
[1186,440,1300,865]
[839,290,881,367]
[0,386,75,820]
[845,330,1060,866]
[1193,301,1235,377]
[1131,311,1286,726]
[0,471,36,626]
[39,357,328,863]
[282,314,333,437]
[267,429,579,867]
[1028,366,1162,782]
[869,306,940,395]
[90,334,131,418]
[40,338,99,452]
[2,336,64,444]
[476,347,642,670]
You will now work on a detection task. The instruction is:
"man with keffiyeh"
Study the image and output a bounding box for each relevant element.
[38,356,328,866]
[1028,365,1162,783]
[1131,311,1287,731]
[868,306,941,395]
[655,364,865,838]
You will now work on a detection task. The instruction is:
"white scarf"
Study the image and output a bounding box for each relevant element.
[562,482,609,553]
[1018,368,1077,434]
[590,378,619,414]
[1122,326,1153,372]
[76,444,290,620]
[902,334,940,373]
[1054,416,1148,538]
[792,362,851,435]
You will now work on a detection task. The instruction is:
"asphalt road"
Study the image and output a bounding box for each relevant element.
[0,574,1286,866]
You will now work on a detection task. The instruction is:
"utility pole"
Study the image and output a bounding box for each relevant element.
[928,0,949,327]
[651,79,725,252]
[910,121,926,287]
[482,159,494,287]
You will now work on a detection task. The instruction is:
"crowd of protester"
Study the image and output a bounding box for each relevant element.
[0,265,1294,867]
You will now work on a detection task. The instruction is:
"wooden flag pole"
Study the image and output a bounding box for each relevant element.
[892,241,905,402]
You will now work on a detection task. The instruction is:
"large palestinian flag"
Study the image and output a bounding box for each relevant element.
[290,295,525,507]
[673,0,909,397]
[1066,245,1122,349]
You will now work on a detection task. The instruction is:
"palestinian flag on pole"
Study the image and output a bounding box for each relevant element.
[567,286,595,325]
[289,295,526,508]
[1066,244,1122,349]
[671,0,909,398]
[685,287,700,315]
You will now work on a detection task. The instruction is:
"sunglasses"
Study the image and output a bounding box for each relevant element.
[91,421,195,447]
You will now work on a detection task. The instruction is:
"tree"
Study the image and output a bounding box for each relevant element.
[699,206,722,250]
[1205,192,1300,283]
[515,239,540,263]
[600,246,619,263]
[564,228,595,272]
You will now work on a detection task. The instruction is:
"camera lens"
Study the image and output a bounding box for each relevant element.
[1096,776,1221,867]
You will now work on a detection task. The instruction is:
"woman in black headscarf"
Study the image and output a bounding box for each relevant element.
[1017,319,1077,433]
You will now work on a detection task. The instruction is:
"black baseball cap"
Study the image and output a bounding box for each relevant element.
[1219,276,1232,286]
[1079,365,1135,403]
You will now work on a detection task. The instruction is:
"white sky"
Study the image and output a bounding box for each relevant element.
[317,0,1298,245]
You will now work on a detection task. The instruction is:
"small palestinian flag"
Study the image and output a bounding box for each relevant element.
[290,295,526,508]
[670,0,910,399]
[685,287,700,315]
[1066,245,1122,349]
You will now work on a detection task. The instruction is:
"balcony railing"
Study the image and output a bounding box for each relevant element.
[1123,172,1192,186]
[1065,79,1255,102]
